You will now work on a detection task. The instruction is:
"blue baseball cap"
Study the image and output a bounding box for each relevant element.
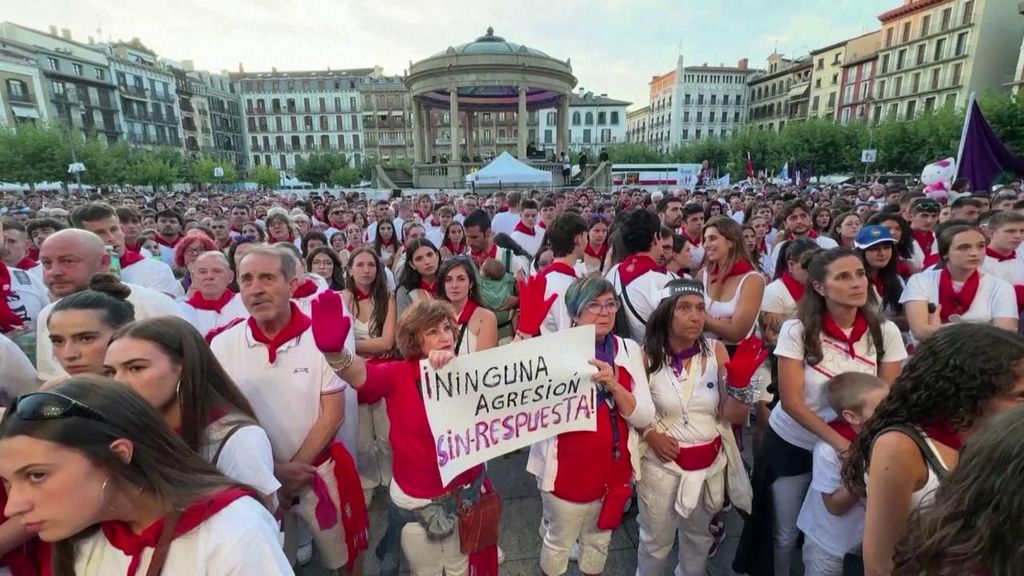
[854,225,896,249]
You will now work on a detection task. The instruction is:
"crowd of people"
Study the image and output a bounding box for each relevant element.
[1,177,1024,576]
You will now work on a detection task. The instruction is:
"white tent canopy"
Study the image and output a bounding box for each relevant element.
[465,152,552,185]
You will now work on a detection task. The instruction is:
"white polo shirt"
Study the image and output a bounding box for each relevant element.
[210,320,355,461]
[178,293,249,339]
[539,265,580,335]
[121,257,185,300]
[982,253,1024,288]
[605,261,675,343]
[36,282,178,381]
[899,269,1017,325]
[5,265,49,329]
[511,228,543,258]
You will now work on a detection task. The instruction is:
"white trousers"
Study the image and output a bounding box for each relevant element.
[356,399,392,504]
[802,538,844,576]
[292,457,349,569]
[771,473,812,576]
[400,521,468,576]
[635,459,721,576]
[539,491,613,575]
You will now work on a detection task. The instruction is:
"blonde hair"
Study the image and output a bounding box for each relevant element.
[826,372,887,415]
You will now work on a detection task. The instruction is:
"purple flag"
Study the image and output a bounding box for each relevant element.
[957,99,1024,190]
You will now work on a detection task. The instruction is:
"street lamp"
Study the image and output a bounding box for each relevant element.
[63,87,86,194]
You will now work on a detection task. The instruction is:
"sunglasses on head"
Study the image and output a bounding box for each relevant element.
[6,392,107,423]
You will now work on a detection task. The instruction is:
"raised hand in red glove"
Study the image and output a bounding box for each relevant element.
[516,274,558,337]
[724,335,770,400]
[311,290,352,354]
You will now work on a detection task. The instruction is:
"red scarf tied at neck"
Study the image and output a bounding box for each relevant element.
[186,289,235,313]
[540,261,579,279]
[154,235,180,248]
[985,247,1015,262]
[584,242,608,261]
[354,287,372,301]
[102,488,254,576]
[828,420,858,442]
[912,230,935,256]
[119,249,146,268]
[821,310,869,357]
[457,300,479,326]
[418,279,436,294]
[514,221,536,237]
[247,303,312,363]
[0,264,24,333]
[470,243,497,268]
[780,271,805,302]
[937,268,980,323]
[617,254,663,287]
[708,259,754,284]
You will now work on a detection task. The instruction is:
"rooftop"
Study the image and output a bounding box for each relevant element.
[879,0,952,23]
[569,91,631,107]
[429,27,551,59]
[230,68,377,80]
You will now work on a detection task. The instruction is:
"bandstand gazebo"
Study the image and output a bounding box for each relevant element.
[405,27,578,188]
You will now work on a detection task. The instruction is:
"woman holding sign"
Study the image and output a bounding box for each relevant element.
[525,276,655,576]
[636,278,763,576]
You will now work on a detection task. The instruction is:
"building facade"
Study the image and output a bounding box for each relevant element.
[675,59,754,143]
[746,53,812,132]
[235,67,374,172]
[189,69,244,172]
[873,0,1024,123]
[808,32,882,120]
[104,44,182,150]
[537,90,629,155]
[172,66,210,157]
[0,44,49,128]
[359,75,413,163]
[646,68,676,153]
[838,53,880,125]
[626,105,649,144]
[0,23,121,144]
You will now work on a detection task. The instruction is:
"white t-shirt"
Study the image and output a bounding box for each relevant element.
[511,228,544,258]
[539,268,579,335]
[605,261,675,343]
[761,278,798,319]
[71,497,292,575]
[765,235,838,278]
[5,265,49,329]
[36,283,178,381]
[491,211,521,238]
[121,257,184,300]
[899,269,1017,325]
[770,318,906,450]
[0,333,36,398]
[201,419,281,502]
[178,293,250,339]
[797,441,865,557]
[981,254,1024,288]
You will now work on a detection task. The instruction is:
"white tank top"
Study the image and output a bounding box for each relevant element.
[353,316,371,342]
[455,323,478,356]
[703,271,760,342]
[909,435,948,509]
[648,345,720,445]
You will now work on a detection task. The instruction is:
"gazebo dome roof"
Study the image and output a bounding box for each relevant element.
[431,27,551,59]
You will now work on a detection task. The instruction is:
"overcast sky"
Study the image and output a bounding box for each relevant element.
[5,0,896,108]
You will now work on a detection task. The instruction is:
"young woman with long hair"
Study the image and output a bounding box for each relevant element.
[866,212,916,277]
[842,323,1024,576]
[372,218,399,268]
[395,238,440,320]
[438,221,467,260]
[436,257,498,355]
[734,248,907,576]
[0,377,292,575]
[893,405,1024,576]
[582,216,610,275]
[342,248,397,507]
[828,211,861,249]
[811,207,832,235]
[855,225,905,318]
[638,278,760,576]
[699,216,765,347]
[900,223,1018,342]
[46,274,135,380]
[306,246,346,291]
[742,223,765,276]
[103,316,280,505]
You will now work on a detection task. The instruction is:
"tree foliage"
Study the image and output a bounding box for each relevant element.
[295,152,350,186]
[250,165,280,190]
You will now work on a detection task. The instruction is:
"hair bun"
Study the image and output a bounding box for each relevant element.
[89,273,132,300]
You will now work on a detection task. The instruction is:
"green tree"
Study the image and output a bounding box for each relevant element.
[295,152,349,186]
[0,123,69,188]
[130,154,177,189]
[606,143,666,163]
[979,92,1024,155]
[191,156,238,184]
[250,165,280,190]
[330,167,362,187]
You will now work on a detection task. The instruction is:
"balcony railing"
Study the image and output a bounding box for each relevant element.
[120,85,147,99]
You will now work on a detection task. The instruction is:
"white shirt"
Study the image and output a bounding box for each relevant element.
[770,318,906,450]
[71,497,292,575]
[899,269,1017,325]
[121,257,184,300]
[511,228,544,258]
[491,211,521,238]
[210,321,354,461]
[157,243,176,266]
[36,283,178,381]
[425,227,444,250]
[201,419,281,502]
[765,235,838,278]
[179,293,250,339]
[982,252,1024,288]
[760,278,799,319]
[5,265,49,329]
[0,333,36,398]
[797,441,865,557]
[605,261,675,343]
[909,234,939,269]
[539,267,580,335]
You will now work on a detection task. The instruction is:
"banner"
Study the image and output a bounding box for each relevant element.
[677,164,702,188]
[419,325,599,484]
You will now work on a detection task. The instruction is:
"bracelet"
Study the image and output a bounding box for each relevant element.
[325,350,354,372]
[723,373,761,405]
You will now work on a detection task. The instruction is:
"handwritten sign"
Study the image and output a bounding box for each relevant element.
[419,326,598,484]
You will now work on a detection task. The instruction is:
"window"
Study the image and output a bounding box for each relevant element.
[6,79,27,101]
[913,73,922,93]
[253,155,260,166]
[885,27,894,47]
[319,97,326,112]
[905,100,916,120]
[817,58,824,70]
[710,94,717,105]
[916,44,926,66]
[303,98,311,113]
[736,95,741,105]
[889,102,899,119]
[843,85,853,104]
[275,117,283,131]
[681,128,688,140]
[95,68,105,81]
[583,129,591,143]
[902,22,911,43]
[873,105,883,124]
[877,79,887,99]
[734,111,740,122]
[723,94,730,106]
[51,79,66,96]
[828,92,836,108]
[684,93,691,105]
[336,115,344,130]
[955,32,969,56]
[815,78,822,89]
[610,111,619,125]
[962,0,974,25]
[350,97,357,110]
[921,15,931,37]
[945,93,957,108]
[881,54,891,74]
[683,111,690,122]
[72,63,83,76]
[290,116,297,131]
[709,111,716,122]
[600,128,611,143]
[931,68,941,90]
[897,49,906,70]
[952,63,963,85]
[894,76,903,97]
[695,129,701,140]
[697,94,704,105]
[941,8,951,30]
[924,96,936,111]
[597,111,606,125]
[841,108,851,126]
[544,129,552,144]
[934,38,947,61]
[811,95,820,111]
[696,111,703,122]
[572,112,581,126]
[859,81,869,101]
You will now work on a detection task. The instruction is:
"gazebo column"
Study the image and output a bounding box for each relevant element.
[412,98,423,163]
[421,102,433,162]
[557,94,570,158]
[517,86,528,159]
[465,111,475,160]
[449,86,460,163]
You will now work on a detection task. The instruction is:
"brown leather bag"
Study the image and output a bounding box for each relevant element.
[456,490,502,555]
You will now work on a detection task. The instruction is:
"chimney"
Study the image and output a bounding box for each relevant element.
[61,28,71,40]
[271,66,277,73]
[738,58,749,70]
[48,25,58,36]
[237,62,244,73]
[88,35,95,44]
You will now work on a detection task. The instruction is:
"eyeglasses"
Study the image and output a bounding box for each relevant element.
[7,392,106,423]
[584,300,620,315]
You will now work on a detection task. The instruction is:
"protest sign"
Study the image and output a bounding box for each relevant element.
[419,325,598,484]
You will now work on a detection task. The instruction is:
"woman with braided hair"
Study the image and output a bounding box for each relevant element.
[842,323,1024,576]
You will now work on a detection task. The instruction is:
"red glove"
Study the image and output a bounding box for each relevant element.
[516,274,557,336]
[311,290,352,354]
[724,335,770,390]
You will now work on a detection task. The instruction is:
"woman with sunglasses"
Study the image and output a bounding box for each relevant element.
[104,316,280,507]
[436,256,498,356]
[526,276,654,576]
[46,274,135,382]
[637,278,761,576]
[0,378,293,575]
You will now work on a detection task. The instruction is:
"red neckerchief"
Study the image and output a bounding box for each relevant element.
[0,264,24,333]
[292,277,319,299]
[120,249,146,268]
[708,259,754,284]
[584,242,608,261]
[986,247,1016,262]
[787,229,819,241]
[416,209,432,221]
[780,271,804,302]
[514,221,536,236]
[457,300,479,326]
[821,310,869,357]
[27,246,39,260]
[911,229,935,256]
[618,254,663,286]
[758,237,767,254]
[923,253,942,269]
[124,241,141,253]
[346,244,359,252]
[444,240,465,254]
[683,232,702,246]
[378,237,397,249]
[538,220,547,230]
[13,256,36,270]
[938,268,980,323]
[541,261,579,279]
[247,303,312,363]
[873,274,886,297]
[154,234,180,248]
[897,259,913,279]
[102,488,254,576]
[230,225,244,234]
[187,289,235,313]
[470,243,497,268]
[923,422,964,451]
[828,420,858,442]
[419,279,436,294]
[354,287,371,301]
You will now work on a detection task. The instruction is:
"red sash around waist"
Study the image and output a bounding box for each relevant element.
[674,436,723,471]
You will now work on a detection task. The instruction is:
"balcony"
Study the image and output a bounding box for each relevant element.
[152,92,175,103]
[8,92,34,104]
[128,133,153,145]
[124,109,152,122]
[120,85,147,99]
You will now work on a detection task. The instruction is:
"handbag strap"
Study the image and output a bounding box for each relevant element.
[145,510,182,576]
[212,423,250,467]
[615,273,647,326]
